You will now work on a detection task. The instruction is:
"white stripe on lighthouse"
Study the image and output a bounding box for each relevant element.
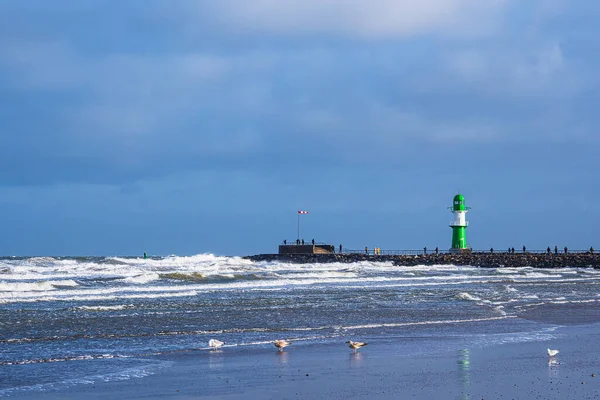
[450,211,468,227]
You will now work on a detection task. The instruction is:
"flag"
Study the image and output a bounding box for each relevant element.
[298,210,308,214]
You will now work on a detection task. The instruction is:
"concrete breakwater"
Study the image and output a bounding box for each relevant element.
[245,252,600,268]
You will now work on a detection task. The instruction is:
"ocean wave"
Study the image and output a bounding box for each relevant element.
[76,304,135,311]
[0,280,78,292]
[0,353,130,366]
[26,256,59,265]
[1,316,515,347]
[159,272,207,281]
[0,325,335,345]
[549,299,598,305]
[275,271,358,279]
[2,255,591,288]
[493,306,507,316]
[454,292,482,302]
[122,273,160,284]
[341,315,514,331]
[0,290,199,304]
[524,272,563,279]
[0,275,549,303]
[518,295,540,300]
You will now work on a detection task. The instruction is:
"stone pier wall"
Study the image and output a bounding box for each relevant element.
[245,252,600,268]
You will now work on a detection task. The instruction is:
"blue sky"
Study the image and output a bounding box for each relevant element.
[1,0,599,256]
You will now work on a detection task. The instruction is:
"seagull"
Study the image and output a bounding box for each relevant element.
[209,339,225,349]
[274,340,291,351]
[346,340,368,352]
[547,348,559,357]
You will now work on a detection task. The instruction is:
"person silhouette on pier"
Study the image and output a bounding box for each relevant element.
[591,247,595,254]
[340,244,343,254]
[564,246,568,254]
[302,239,305,245]
[490,247,494,254]
[523,245,526,253]
[547,246,551,254]
[554,245,558,254]
[365,247,368,255]
[512,247,515,254]
[435,247,439,255]
[312,239,315,245]
[283,239,287,245]
[424,247,427,255]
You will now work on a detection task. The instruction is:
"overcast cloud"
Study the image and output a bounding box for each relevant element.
[0,0,598,255]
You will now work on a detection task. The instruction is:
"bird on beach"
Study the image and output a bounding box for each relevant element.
[547,348,559,357]
[274,340,291,351]
[209,339,225,349]
[346,340,368,352]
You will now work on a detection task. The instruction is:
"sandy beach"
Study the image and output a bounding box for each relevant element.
[8,317,600,400]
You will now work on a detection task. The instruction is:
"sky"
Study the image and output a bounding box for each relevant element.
[0,0,599,256]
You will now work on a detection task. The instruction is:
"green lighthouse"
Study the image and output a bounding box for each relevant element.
[449,194,470,251]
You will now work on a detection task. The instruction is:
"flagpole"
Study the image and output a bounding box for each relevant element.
[297,213,300,242]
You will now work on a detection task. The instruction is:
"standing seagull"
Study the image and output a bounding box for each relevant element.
[547,348,559,357]
[209,339,225,349]
[274,340,291,351]
[346,340,368,353]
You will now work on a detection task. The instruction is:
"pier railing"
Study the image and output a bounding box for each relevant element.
[280,242,595,256]
[341,249,595,256]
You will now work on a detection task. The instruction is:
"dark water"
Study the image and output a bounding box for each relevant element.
[1,255,599,396]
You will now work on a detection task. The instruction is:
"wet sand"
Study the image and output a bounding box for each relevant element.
[10,318,600,400]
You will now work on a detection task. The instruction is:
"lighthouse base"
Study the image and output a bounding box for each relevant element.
[449,248,472,254]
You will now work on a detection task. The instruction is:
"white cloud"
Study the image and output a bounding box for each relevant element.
[444,42,583,99]
[296,104,499,145]
[195,0,510,38]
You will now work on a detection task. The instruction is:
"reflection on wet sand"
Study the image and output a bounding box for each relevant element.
[548,357,559,379]
[349,351,364,368]
[457,349,470,400]
[208,349,225,370]
[275,350,289,366]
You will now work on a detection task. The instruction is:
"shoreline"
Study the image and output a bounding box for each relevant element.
[245,252,600,268]
[8,319,600,400]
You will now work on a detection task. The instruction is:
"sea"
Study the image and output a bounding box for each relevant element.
[1,254,599,397]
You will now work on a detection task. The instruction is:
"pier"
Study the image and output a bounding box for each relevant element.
[246,249,600,268]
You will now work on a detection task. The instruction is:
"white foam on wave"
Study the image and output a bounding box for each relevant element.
[1,290,199,304]
[496,267,531,274]
[549,299,598,305]
[493,306,507,316]
[2,272,570,304]
[455,292,482,302]
[122,273,160,284]
[519,295,540,300]
[4,254,591,285]
[581,269,600,275]
[76,305,134,311]
[524,272,563,279]
[0,280,78,292]
[342,315,515,331]
[110,253,254,269]
[0,253,255,283]
[274,271,358,279]
[3,255,600,307]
